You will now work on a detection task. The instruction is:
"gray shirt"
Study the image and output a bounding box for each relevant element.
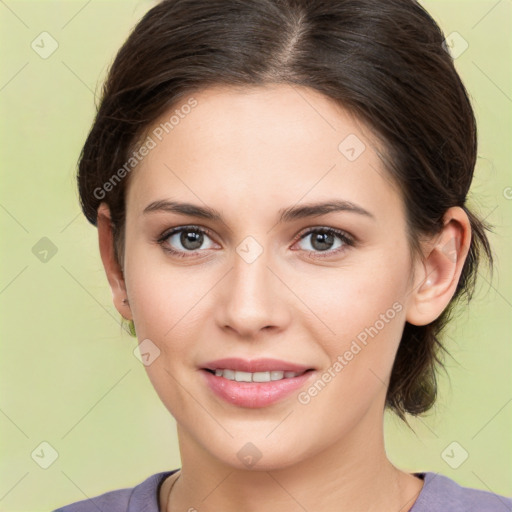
[52,469,512,511]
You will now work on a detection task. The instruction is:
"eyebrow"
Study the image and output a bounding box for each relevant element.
[143,199,375,223]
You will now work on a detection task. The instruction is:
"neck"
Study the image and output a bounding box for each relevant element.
[163,405,424,512]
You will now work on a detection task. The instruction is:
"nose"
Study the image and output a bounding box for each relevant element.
[216,245,291,339]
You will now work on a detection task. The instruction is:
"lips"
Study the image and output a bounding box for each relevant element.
[201,357,314,374]
[199,357,317,407]
[201,367,316,408]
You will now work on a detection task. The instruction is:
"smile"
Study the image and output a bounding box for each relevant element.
[201,368,316,408]
[206,368,309,382]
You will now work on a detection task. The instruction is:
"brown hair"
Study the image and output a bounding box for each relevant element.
[77,0,493,423]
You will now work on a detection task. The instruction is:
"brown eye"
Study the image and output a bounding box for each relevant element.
[294,227,354,258]
[157,225,217,256]
[174,229,204,251]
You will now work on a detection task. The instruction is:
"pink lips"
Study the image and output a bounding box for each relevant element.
[200,357,315,408]
[201,357,312,373]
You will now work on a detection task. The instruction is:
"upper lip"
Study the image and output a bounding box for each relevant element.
[201,357,313,373]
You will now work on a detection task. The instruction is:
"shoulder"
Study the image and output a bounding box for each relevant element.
[411,471,512,512]
[52,470,179,512]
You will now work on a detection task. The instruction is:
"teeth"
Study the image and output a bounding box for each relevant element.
[213,369,303,382]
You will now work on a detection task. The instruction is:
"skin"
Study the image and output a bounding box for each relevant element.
[97,84,471,512]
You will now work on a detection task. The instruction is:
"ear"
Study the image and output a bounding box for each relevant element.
[406,206,472,326]
[97,202,132,320]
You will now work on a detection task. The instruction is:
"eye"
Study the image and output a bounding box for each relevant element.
[157,225,217,257]
[156,225,355,259]
[293,227,354,258]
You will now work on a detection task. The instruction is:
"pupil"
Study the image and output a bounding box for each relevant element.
[181,230,203,250]
[312,231,334,251]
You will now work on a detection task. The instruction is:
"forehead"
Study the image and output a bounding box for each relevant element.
[127,84,402,224]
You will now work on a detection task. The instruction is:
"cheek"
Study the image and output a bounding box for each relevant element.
[127,268,196,346]
[293,278,406,432]
[125,256,208,415]
[124,241,216,366]
[295,251,409,390]
[123,240,170,334]
[301,251,407,338]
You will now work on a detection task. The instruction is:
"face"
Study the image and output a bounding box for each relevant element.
[118,84,419,470]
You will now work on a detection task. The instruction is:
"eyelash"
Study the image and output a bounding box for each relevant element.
[156,225,355,259]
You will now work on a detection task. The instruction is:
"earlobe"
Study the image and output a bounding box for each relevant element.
[97,203,132,320]
[406,207,471,326]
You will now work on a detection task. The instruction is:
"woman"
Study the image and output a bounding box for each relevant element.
[53,0,512,510]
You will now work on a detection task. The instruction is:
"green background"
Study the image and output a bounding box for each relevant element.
[0,1,511,510]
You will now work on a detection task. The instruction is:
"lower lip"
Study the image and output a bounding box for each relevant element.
[201,369,315,408]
